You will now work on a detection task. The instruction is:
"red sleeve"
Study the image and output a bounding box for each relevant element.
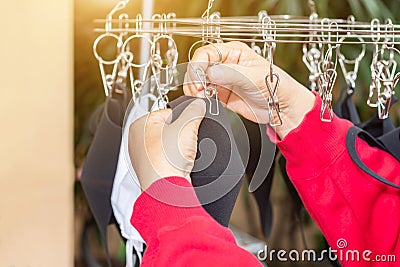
[268,94,400,266]
[131,177,262,267]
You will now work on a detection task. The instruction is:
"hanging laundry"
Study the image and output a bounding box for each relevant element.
[80,86,129,267]
[167,96,245,227]
[233,117,276,238]
[111,92,160,267]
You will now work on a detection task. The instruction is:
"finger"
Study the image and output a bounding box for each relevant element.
[183,72,205,98]
[129,113,147,137]
[191,41,250,67]
[207,63,250,87]
[187,42,249,91]
[170,99,206,164]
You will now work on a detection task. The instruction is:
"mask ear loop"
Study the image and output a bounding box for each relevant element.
[188,40,223,115]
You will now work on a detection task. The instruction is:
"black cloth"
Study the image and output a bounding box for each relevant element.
[233,117,276,238]
[334,85,361,124]
[334,84,397,137]
[80,83,132,267]
[346,126,400,189]
[278,156,303,219]
[167,96,245,227]
[378,128,400,161]
[358,114,395,138]
[80,97,124,267]
[335,85,399,183]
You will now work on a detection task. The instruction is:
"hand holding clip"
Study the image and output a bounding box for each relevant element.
[184,41,316,139]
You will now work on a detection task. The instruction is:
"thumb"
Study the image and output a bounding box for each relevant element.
[172,99,206,135]
[148,108,173,125]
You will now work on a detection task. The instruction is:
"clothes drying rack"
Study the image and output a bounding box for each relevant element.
[92,0,400,123]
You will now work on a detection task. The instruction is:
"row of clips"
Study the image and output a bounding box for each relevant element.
[93,0,400,123]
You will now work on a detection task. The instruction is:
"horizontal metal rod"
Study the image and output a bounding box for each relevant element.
[94,16,394,25]
[94,26,400,35]
[93,29,400,40]
[94,18,400,29]
[93,30,400,44]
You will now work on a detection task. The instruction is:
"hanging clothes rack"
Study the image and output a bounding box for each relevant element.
[93,0,400,122]
[94,16,400,45]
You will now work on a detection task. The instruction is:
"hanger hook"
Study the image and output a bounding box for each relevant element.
[202,0,215,19]
[136,14,143,34]
[384,18,395,48]
[308,0,317,15]
[106,0,130,32]
[209,12,222,42]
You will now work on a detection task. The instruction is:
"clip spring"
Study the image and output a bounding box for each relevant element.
[265,73,282,127]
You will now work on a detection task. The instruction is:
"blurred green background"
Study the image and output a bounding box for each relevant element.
[74,0,400,266]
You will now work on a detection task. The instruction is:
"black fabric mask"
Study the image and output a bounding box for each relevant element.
[167,96,245,227]
[80,83,131,267]
[347,126,400,189]
[233,117,276,238]
[358,114,396,138]
[81,97,124,267]
[378,128,400,161]
[334,85,361,124]
[335,85,397,138]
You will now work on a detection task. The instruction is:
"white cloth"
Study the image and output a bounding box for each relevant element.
[111,94,159,267]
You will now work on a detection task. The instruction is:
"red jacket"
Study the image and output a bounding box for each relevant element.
[131,95,400,266]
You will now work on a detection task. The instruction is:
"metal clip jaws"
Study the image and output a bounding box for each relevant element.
[265,73,282,127]
[319,69,337,122]
[193,67,220,116]
[204,84,220,116]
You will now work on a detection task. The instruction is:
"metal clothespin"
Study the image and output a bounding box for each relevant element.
[337,16,366,92]
[150,13,180,109]
[262,17,282,127]
[319,69,337,122]
[371,45,400,119]
[188,40,222,116]
[318,21,339,122]
[121,13,153,99]
[368,19,382,108]
[302,12,322,92]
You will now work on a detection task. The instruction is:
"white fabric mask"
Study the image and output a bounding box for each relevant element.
[111,94,159,267]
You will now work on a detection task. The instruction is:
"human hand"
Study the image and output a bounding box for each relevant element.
[184,41,315,138]
[128,99,206,191]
